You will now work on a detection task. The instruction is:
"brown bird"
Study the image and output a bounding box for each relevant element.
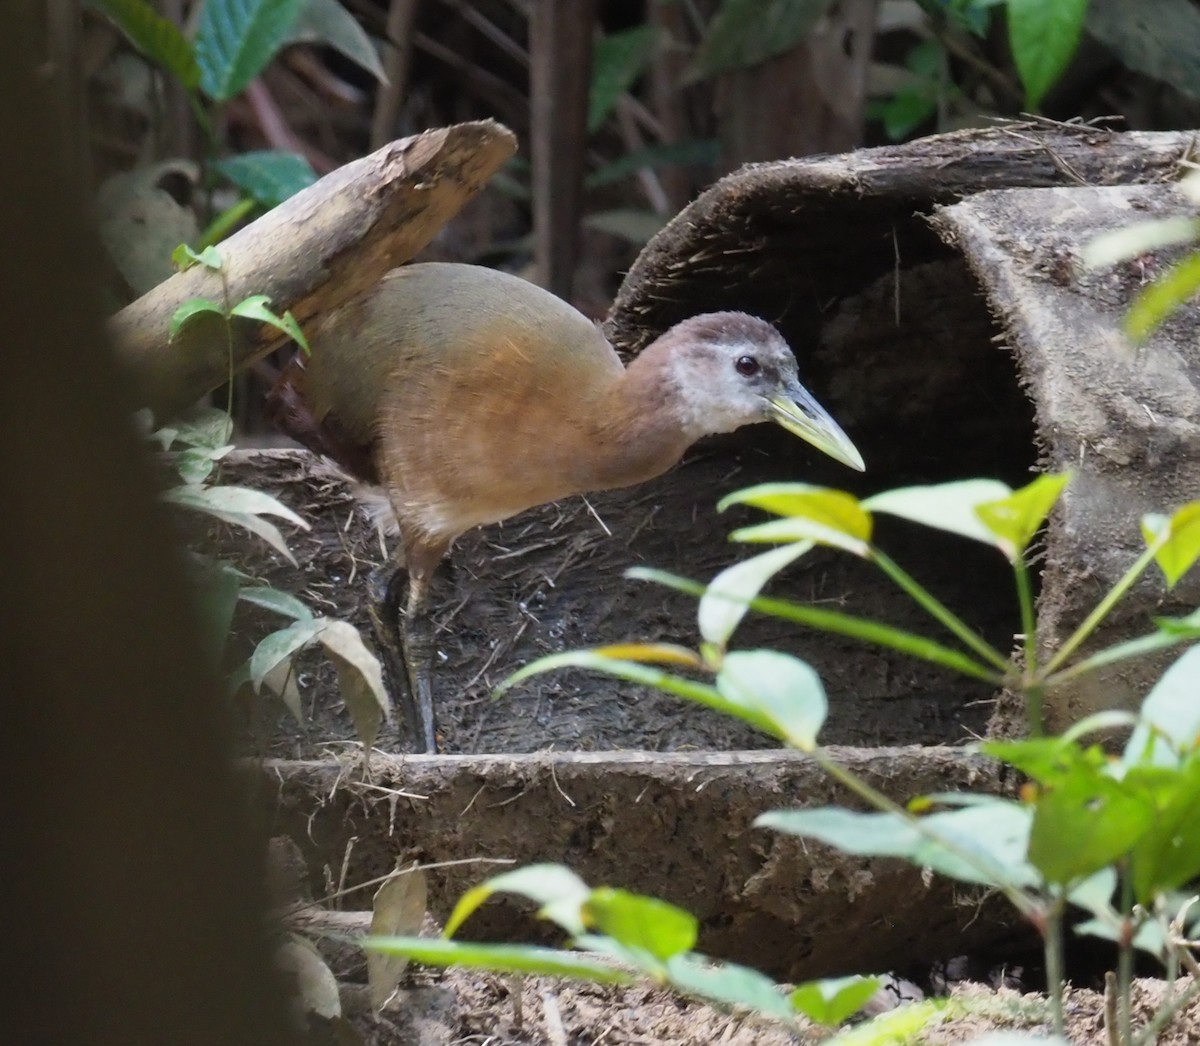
[267,263,863,752]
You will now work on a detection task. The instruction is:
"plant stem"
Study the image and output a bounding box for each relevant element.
[1014,559,1038,673]
[1044,898,1067,1038]
[1105,971,1120,1046]
[1041,545,1159,677]
[1013,559,1045,735]
[1118,876,1135,1046]
[1045,631,1187,689]
[873,550,1011,672]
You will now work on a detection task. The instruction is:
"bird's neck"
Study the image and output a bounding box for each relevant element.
[580,341,700,491]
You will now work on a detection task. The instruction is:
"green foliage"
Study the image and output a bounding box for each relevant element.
[497,471,1200,1040]
[1006,0,1090,109]
[871,0,1093,139]
[286,0,386,83]
[91,0,380,285]
[585,140,721,191]
[367,862,884,1032]
[688,0,836,81]
[168,261,311,357]
[150,406,390,747]
[90,0,201,89]
[214,151,318,209]
[1082,174,1200,344]
[877,0,1200,140]
[865,38,944,140]
[197,0,309,102]
[589,26,659,132]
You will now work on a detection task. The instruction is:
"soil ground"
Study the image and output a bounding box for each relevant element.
[211,444,1194,1044]
[329,968,1200,1045]
[218,442,1017,758]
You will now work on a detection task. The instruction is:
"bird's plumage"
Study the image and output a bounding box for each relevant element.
[266,262,862,751]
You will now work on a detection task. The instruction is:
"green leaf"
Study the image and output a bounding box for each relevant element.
[261,656,303,721]
[1126,757,1200,903]
[1124,644,1200,766]
[445,865,590,938]
[582,208,667,245]
[1074,914,1167,960]
[287,0,385,82]
[250,618,323,690]
[197,197,257,248]
[367,868,427,1009]
[975,472,1071,561]
[945,0,1006,37]
[588,642,706,669]
[1007,0,1088,109]
[1065,866,1117,920]
[583,889,698,961]
[228,295,311,352]
[589,26,658,132]
[164,483,307,527]
[628,567,1003,683]
[730,516,870,556]
[161,484,307,563]
[173,243,223,271]
[699,543,814,649]
[665,954,796,1022]
[1141,500,1200,588]
[1027,762,1156,885]
[759,802,1037,890]
[1053,628,1196,683]
[172,447,222,485]
[229,293,278,322]
[214,150,317,208]
[866,88,937,141]
[790,975,880,1027]
[981,735,1102,785]
[89,0,200,88]
[820,1000,950,1046]
[498,650,782,739]
[173,405,234,449]
[715,650,827,751]
[237,585,313,620]
[315,619,391,749]
[1125,252,1200,342]
[362,936,633,983]
[1154,605,1200,637]
[169,297,225,340]
[759,806,921,856]
[864,480,1011,547]
[185,554,243,667]
[687,0,835,81]
[1081,216,1200,270]
[197,0,309,101]
[586,139,720,190]
[720,484,871,539]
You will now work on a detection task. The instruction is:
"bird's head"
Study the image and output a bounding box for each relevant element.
[655,311,865,472]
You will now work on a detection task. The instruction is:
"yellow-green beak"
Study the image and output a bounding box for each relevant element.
[767,384,865,472]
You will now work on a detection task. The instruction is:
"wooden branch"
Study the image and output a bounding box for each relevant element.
[109,119,517,420]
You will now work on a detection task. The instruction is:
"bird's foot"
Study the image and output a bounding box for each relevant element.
[366,564,438,753]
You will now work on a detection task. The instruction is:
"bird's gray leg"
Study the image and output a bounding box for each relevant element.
[366,556,441,753]
[399,575,437,754]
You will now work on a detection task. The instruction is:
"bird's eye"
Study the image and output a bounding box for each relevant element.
[735,355,760,377]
